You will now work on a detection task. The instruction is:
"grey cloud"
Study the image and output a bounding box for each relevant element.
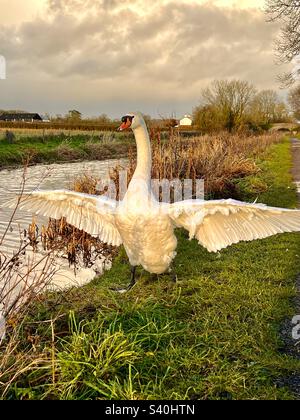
[0,0,289,117]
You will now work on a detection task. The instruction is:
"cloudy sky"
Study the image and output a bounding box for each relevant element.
[0,0,291,118]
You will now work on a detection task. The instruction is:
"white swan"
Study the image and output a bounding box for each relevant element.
[11,112,300,289]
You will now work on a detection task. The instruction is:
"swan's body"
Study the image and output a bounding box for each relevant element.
[115,179,177,273]
[10,113,300,278]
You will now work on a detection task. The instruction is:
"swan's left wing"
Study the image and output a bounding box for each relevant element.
[166,198,300,252]
[6,190,122,246]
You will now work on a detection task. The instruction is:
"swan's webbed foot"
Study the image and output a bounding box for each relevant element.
[111,266,137,294]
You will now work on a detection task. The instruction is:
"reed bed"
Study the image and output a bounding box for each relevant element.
[148,130,282,197]
[68,130,282,198]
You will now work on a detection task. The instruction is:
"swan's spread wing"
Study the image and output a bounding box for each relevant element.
[10,190,122,246]
[167,198,300,252]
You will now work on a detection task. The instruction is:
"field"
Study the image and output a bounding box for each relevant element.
[0,129,134,168]
[1,135,300,400]
[0,126,201,169]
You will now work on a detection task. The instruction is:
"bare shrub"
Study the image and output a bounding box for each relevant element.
[0,167,59,333]
[55,142,84,161]
[5,130,15,144]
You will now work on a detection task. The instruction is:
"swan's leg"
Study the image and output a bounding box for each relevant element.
[168,265,178,283]
[110,266,137,293]
[155,266,178,283]
[127,266,137,291]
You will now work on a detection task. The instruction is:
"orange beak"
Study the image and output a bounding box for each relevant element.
[118,117,132,131]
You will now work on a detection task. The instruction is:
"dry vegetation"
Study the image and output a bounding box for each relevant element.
[68,129,282,198]
[39,218,118,270]
[149,130,281,197]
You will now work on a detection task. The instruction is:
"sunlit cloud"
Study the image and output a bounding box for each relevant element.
[0,0,46,25]
[0,0,289,118]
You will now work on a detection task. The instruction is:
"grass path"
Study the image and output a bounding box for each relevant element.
[2,137,300,400]
[291,138,300,202]
[277,138,300,396]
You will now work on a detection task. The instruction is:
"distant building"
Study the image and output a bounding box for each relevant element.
[0,113,43,122]
[41,115,51,122]
[179,115,192,126]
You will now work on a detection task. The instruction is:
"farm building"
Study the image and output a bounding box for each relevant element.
[179,115,192,126]
[0,113,43,122]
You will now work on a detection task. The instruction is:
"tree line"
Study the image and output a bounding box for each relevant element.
[3,78,300,135]
[192,80,292,134]
[41,80,297,135]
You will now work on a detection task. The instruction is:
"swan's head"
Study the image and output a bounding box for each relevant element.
[118,112,145,131]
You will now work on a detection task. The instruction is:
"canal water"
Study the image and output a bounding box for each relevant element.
[0,159,126,292]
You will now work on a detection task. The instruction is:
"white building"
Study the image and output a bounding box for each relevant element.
[179,115,192,126]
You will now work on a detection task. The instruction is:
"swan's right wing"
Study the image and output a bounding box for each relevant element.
[167,198,300,252]
[7,190,122,246]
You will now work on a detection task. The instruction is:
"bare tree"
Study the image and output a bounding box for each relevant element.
[265,1,300,86]
[200,80,256,132]
[66,110,82,120]
[289,84,300,119]
[97,113,111,124]
[249,89,289,124]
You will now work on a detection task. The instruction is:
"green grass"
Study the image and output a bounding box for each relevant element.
[1,137,300,400]
[235,139,298,207]
[0,132,134,168]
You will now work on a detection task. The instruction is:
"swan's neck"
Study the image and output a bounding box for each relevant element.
[132,124,152,183]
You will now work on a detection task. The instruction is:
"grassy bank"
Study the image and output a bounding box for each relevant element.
[0,132,134,168]
[1,138,300,400]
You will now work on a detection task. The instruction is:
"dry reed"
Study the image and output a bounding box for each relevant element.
[107,130,282,198]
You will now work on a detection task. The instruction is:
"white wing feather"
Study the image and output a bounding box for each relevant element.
[167,198,300,252]
[8,190,122,246]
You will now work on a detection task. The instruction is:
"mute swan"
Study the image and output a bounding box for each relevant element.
[10,112,300,290]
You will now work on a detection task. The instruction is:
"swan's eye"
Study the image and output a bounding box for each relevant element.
[122,115,134,123]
